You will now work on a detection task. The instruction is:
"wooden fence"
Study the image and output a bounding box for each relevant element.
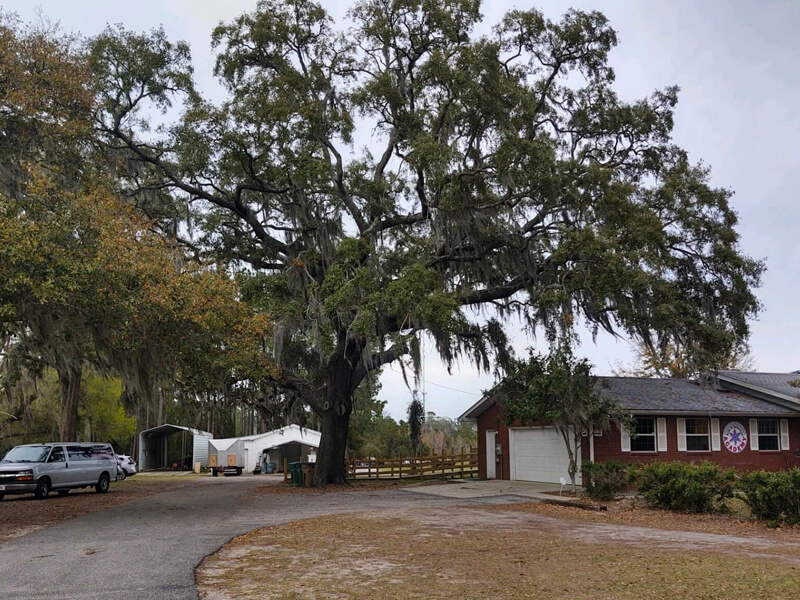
[346,449,478,481]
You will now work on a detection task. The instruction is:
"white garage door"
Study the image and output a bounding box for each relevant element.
[509,427,580,484]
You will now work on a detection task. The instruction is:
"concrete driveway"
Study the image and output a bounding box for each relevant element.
[0,477,502,600]
[409,479,565,499]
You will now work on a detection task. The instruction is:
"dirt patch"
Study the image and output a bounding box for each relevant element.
[494,498,800,542]
[0,476,199,544]
[198,506,800,599]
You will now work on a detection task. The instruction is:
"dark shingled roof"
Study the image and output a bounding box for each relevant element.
[600,377,799,415]
[718,371,800,402]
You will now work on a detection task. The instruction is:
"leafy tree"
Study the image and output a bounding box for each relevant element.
[78,374,136,450]
[421,412,476,455]
[613,341,756,379]
[90,0,762,484]
[496,347,631,491]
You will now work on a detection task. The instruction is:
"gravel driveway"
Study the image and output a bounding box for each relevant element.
[0,476,466,600]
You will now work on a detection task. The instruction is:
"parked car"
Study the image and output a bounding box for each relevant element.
[116,455,137,479]
[0,442,118,500]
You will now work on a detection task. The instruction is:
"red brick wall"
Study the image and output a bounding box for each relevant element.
[477,403,509,479]
[595,416,800,472]
[476,404,800,479]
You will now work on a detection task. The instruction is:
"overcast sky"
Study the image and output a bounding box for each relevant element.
[6,0,800,420]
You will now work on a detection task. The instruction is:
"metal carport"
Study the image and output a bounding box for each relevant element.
[138,424,213,471]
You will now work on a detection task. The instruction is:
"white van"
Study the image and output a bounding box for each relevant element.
[0,442,118,500]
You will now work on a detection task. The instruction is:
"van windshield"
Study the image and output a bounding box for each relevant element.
[2,446,51,463]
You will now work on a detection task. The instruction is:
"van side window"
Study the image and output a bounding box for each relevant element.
[91,445,113,460]
[67,446,91,461]
[48,446,65,463]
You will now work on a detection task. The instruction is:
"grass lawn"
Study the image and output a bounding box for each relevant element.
[197,507,800,599]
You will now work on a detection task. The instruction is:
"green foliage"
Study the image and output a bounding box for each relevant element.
[79,375,136,450]
[739,469,800,524]
[630,461,736,513]
[87,0,763,484]
[582,460,628,501]
[495,346,631,490]
[499,347,629,432]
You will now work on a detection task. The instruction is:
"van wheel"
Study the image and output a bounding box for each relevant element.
[95,474,110,494]
[212,469,218,477]
[57,490,70,496]
[34,478,51,500]
[118,469,127,481]
[0,493,4,501]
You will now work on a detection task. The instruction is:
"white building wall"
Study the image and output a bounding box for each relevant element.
[193,432,212,468]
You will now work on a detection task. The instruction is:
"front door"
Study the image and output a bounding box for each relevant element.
[486,430,496,479]
[42,445,69,487]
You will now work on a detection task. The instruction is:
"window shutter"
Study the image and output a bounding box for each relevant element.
[750,419,759,451]
[620,426,630,453]
[710,418,721,451]
[780,419,790,451]
[677,418,686,452]
[656,418,667,452]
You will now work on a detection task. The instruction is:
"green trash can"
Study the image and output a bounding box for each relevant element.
[289,462,302,485]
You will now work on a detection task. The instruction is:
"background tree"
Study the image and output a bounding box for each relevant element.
[496,346,631,491]
[407,391,424,458]
[90,0,762,484]
[613,341,757,379]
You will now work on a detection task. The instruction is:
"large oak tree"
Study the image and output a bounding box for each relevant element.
[90,0,762,484]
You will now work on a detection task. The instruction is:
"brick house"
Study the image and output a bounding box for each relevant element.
[458,371,800,485]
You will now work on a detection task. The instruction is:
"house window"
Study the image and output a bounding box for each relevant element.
[758,419,780,451]
[685,418,710,451]
[630,418,656,453]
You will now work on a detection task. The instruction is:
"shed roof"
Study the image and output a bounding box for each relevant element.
[207,425,321,449]
[139,423,212,438]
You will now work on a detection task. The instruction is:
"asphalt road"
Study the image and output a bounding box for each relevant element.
[0,477,470,599]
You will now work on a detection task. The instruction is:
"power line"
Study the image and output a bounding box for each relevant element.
[386,366,483,397]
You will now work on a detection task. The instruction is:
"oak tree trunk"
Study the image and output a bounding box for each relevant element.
[312,350,356,486]
[313,401,351,485]
[58,364,82,442]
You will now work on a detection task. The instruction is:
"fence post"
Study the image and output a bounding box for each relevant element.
[283,458,288,484]
[460,447,465,479]
[441,449,445,478]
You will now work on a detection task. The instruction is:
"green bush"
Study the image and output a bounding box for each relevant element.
[582,460,628,500]
[739,469,800,524]
[629,460,736,513]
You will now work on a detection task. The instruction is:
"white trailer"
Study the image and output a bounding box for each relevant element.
[208,438,245,476]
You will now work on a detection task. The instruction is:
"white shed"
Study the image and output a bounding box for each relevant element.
[138,424,213,471]
[238,425,321,472]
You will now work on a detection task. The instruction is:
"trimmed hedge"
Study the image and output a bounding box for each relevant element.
[629,460,736,513]
[582,460,628,500]
[739,469,800,524]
